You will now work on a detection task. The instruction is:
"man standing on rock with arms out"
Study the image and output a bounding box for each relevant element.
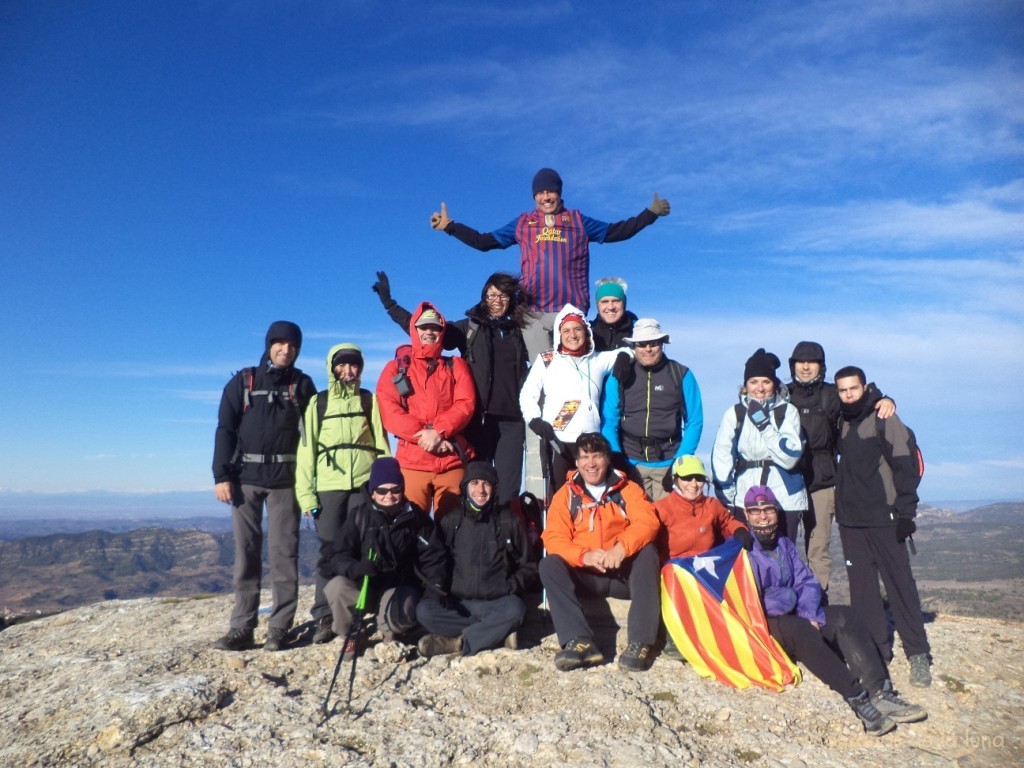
[540,432,662,672]
[834,365,931,687]
[430,168,670,359]
[212,321,316,652]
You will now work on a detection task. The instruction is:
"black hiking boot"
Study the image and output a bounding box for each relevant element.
[847,690,897,736]
[554,637,604,672]
[263,627,289,652]
[214,628,255,651]
[618,642,654,672]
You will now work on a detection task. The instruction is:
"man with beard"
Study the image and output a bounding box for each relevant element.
[415,462,536,657]
[834,366,931,687]
[212,321,317,652]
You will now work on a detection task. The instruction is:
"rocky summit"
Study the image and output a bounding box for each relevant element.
[1,587,1021,768]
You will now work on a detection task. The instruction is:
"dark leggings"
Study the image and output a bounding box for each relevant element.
[768,605,887,699]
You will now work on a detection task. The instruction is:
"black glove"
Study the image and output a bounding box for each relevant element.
[371,270,393,306]
[348,558,379,580]
[529,417,557,443]
[895,517,916,543]
[612,351,633,382]
[746,400,770,431]
[733,528,754,551]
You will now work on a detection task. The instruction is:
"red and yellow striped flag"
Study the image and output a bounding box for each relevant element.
[661,538,800,691]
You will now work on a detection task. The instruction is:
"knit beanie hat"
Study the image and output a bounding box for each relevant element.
[265,321,302,354]
[532,167,563,196]
[331,344,364,371]
[595,277,627,305]
[368,457,403,490]
[462,461,498,491]
[744,348,781,383]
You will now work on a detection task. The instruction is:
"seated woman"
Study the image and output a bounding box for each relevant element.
[711,348,806,540]
[655,455,753,660]
[743,485,927,736]
[519,304,626,494]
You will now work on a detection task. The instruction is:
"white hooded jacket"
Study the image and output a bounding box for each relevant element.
[519,303,627,444]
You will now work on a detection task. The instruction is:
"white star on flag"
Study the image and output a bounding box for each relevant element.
[692,555,721,578]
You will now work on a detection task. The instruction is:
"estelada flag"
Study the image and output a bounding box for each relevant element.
[661,537,801,691]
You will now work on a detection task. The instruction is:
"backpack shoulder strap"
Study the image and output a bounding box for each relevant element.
[359,388,376,444]
[669,361,689,423]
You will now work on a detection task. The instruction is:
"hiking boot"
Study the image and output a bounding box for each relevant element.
[909,653,932,688]
[312,616,336,645]
[554,637,604,672]
[503,631,518,651]
[662,638,684,661]
[417,634,464,658]
[871,680,927,723]
[214,628,254,651]
[263,627,289,652]
[847,690,897,736]
[618,641,654,672]
[342,635,361,661]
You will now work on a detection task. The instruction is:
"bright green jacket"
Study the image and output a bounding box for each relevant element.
[295,343,391,512]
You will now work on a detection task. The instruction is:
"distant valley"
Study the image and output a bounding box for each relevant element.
[1,501,1020,626]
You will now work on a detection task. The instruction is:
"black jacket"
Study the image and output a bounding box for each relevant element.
[320,488,447,597]
[787,377,841,493]
[212,357,316,488]
[439,501,537,600]
[836,389,920,526]
[590,310,637,352]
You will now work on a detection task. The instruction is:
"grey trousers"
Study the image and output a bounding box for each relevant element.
[805,486,835,591]
[325,576,420,639]
[416,595,526,654]
[229,484,300,631]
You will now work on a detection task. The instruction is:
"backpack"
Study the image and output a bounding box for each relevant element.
[567,483,629,527]
[874,413,925,479]
[312,387,384,469]
[391,345,454,408]
[240,366,306,445]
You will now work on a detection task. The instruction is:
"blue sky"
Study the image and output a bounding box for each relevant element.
[1,0,1021,505]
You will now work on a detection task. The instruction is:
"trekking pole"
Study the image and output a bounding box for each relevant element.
[321,549,375,718]
[343,568,373,711]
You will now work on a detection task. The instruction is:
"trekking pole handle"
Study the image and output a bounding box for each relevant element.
[355,548,377,612]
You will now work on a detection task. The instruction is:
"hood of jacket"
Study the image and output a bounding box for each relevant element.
[408,301,447,360]
[788,341,826,380]
[552,303,594,356]
[324,342,362,398]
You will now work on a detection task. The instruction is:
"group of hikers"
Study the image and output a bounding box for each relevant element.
[212,168,931,736]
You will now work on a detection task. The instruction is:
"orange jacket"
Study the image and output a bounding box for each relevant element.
[655,491,746,561]
[376,302,476,473]
[542,469,660,567]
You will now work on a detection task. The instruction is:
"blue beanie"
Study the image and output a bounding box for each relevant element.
[532,168,563,196]
[369,457,403,489]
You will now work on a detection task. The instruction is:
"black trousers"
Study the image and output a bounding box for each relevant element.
[464,414,525,505]
[839,524,930,659]
[768,605,887,699]
[539,543,660,647]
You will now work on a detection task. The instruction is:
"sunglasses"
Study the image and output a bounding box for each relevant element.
[676,474,706,482]
[633,340,663,349]
[372,485,404,497]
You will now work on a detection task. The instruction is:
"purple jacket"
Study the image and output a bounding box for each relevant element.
[748,536,826,625]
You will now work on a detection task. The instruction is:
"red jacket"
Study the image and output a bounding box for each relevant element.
[542,469,660,567]
[655,491,745,561]
[376,302,476,473]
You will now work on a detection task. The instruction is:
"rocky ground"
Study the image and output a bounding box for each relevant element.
[1,587,1021,768]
